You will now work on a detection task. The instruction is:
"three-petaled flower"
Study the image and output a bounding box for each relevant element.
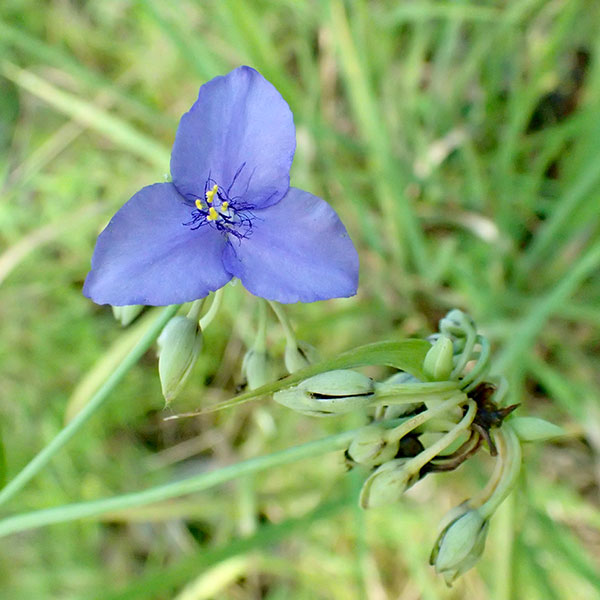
[84,66,359,306]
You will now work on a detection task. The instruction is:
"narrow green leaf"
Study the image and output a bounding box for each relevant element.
[0,19,169,129]
[533,509,600,590]
[1,61,170,169]
[200,339,430,414]
[0,424,375,537]
[0,423,6,489]
[102,495,351,600]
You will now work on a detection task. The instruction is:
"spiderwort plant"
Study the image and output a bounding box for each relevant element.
[83,66,358,306]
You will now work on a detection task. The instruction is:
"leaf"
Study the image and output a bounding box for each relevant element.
[0,423,6,489]
[1,61,170,169]
[199,339,430,414]
[64,309,159,423]
[102,495,351,600]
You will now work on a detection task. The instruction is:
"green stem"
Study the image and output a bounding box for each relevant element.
[462,335,491,391]
[0,422,381,538]
[493,492,515,600]
[253,299,268,353]
[450,315,477,379]
[408,399,477,473]
[199,287,224,330]
[267,300,296,347]
[470,447,505,509]
[383,392,466,444]
[0,304,181,508]
[480,425,522,519]
[186,298,205,322]
[374,380,460,399]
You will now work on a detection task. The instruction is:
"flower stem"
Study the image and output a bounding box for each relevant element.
[383,392,466,444]
[451,317,476,379]
[461,335,491,391]
[253,300,268,353]
[267,300,297,347]
[468,446,505,509]
[408,399,477,473]
[0,421,395,538]
[186,298,205,322]
[374,381,460,399]
[479,425,522,519]
[0,304,181,507]
[199,287,224,330]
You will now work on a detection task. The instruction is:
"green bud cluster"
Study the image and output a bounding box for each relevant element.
[267,309,559,584]
[152,301,559,586]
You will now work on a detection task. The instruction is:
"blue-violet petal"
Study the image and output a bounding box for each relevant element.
[222,187,359,303]
[170,66,295,209]
[83,183,231,306]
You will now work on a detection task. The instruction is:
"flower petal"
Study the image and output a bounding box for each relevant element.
[170,66,295,209]
[222,188,359,303]
[83,183,231,306]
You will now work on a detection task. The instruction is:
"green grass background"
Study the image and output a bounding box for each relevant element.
[1,0,600,598]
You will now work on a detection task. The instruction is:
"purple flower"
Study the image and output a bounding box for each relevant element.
[83,66,358,306]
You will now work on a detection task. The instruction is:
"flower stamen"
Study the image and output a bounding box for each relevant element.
[183,169,261,241]
[205,184,218,204]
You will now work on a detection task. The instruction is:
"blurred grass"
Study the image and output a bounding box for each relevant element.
[1,0,600,598]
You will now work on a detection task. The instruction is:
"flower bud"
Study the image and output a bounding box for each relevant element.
[274,370,374,416]
[440,309,474,335]
[157,315,203,404]
[241,348,274,390]
[284,340,320,373]
[509,416,565,443]
[300,370,374,396]
[111,304,144,326]
[347,425,400,467]
[359,458,421,509]
[423,335,454,381]
[430,507,489,584]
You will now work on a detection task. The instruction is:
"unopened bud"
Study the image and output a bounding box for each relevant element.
[423,335,454,381]
[509,416,565,442]
[284,340,320,373]
[430,507,489,584]
[300,370,374,396]
[157,315,203,404]
[274,370,374,416]
[347,425,400,467]
[241,348,274,390]
[359,458,421,509]
[111,304,144,326]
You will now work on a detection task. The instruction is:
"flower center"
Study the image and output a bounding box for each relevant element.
[183,177,257,241]
[197,184,230,222]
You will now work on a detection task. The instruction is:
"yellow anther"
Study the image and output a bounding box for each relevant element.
[195,198,203,210]
[205,184,218,204]
[221,201,229,211]
[207,206,219,221]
